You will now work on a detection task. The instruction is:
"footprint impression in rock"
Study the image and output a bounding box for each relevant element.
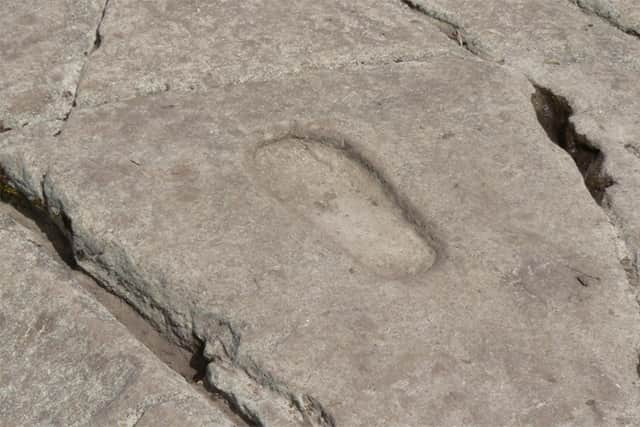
[254,135,436,278]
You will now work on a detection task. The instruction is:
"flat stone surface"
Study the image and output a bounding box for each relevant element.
[3,0,640,425]
[407,0,640,295]
[0,210,237,426]
[73,0,640,282]
[402,0,640,147]
[0,0,104,129]
[75,0,452,107]
[2,58,639,425]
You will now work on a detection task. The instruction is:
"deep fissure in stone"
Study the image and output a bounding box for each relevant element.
[0,167,246,424]
[0,166,333,426]
[190,339,209,383]
[0,168,75,266]
[531,85,615,205]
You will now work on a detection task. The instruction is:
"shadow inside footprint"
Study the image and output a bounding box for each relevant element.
[253,134,436,278]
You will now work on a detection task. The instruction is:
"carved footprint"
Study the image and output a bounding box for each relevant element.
[253,135,436,278]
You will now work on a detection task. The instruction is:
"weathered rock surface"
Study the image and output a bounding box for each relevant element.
[74,0,640,286]
[0,209,237,426]
[405,0,640,304]
[573,0,640,35]
[2,0,640,425]
[0,0,106,130]
[2,57,639,425]
[74,0,452,107]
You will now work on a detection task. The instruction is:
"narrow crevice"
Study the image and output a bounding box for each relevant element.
[92,0,110,53]
[0,168,186,375]
[570,0,640,39]
[530,83,640,384]
[189,339,209,383]
[0,167,247,425]
[530,84,615,205]
[203,355,335,427]
[0,121,12,134]
[0,169,75,266]
[66,52,443,113]
[399,0,484,57]
[0,166,333,426]
[531,83,640,291]
[202,377,262,427]
[55,0,111,136]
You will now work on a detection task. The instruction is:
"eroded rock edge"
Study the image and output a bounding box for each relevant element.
[530,82,639,307]
[570,0,640,38]
[398,0,490,59]
[0,163,334,426]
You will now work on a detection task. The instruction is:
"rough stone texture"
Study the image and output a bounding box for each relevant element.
[406,0,640,300]
[74,0,452,107]
[573,0,640,35]
[0,211,237,426]
[2,59,639,425]
[0,0,105,130]
[3,0,640,425]
[73,0,640,285]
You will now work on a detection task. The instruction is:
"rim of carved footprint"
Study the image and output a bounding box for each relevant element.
[252,131,438,279]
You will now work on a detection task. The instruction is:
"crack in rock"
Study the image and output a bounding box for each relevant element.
[0,168,75,265]
[92,0,111,52]
[204,356,334,427]
[570,0,640,38]
[530,82,640,383]
[55,0,111,136]
[399,0,488,58]
[530,84,615,205]
[0,162,333,426]
[530,82,639,288]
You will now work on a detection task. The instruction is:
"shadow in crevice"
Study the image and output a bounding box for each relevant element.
[0,168,76,266]
[0,167,249,425]
[531,85,614,205]
[0,121,12,133]
[189,339,208,383]
[399,0,482,56]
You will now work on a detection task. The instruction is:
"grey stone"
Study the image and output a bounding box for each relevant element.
[1,58,638,425]
[573,0,640,35]
[405,0,640,303]
[0,211,237,426]
[70,0,640,288]
[0,0,105,130]
[3,0,640,425]
[74,0,453,107]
